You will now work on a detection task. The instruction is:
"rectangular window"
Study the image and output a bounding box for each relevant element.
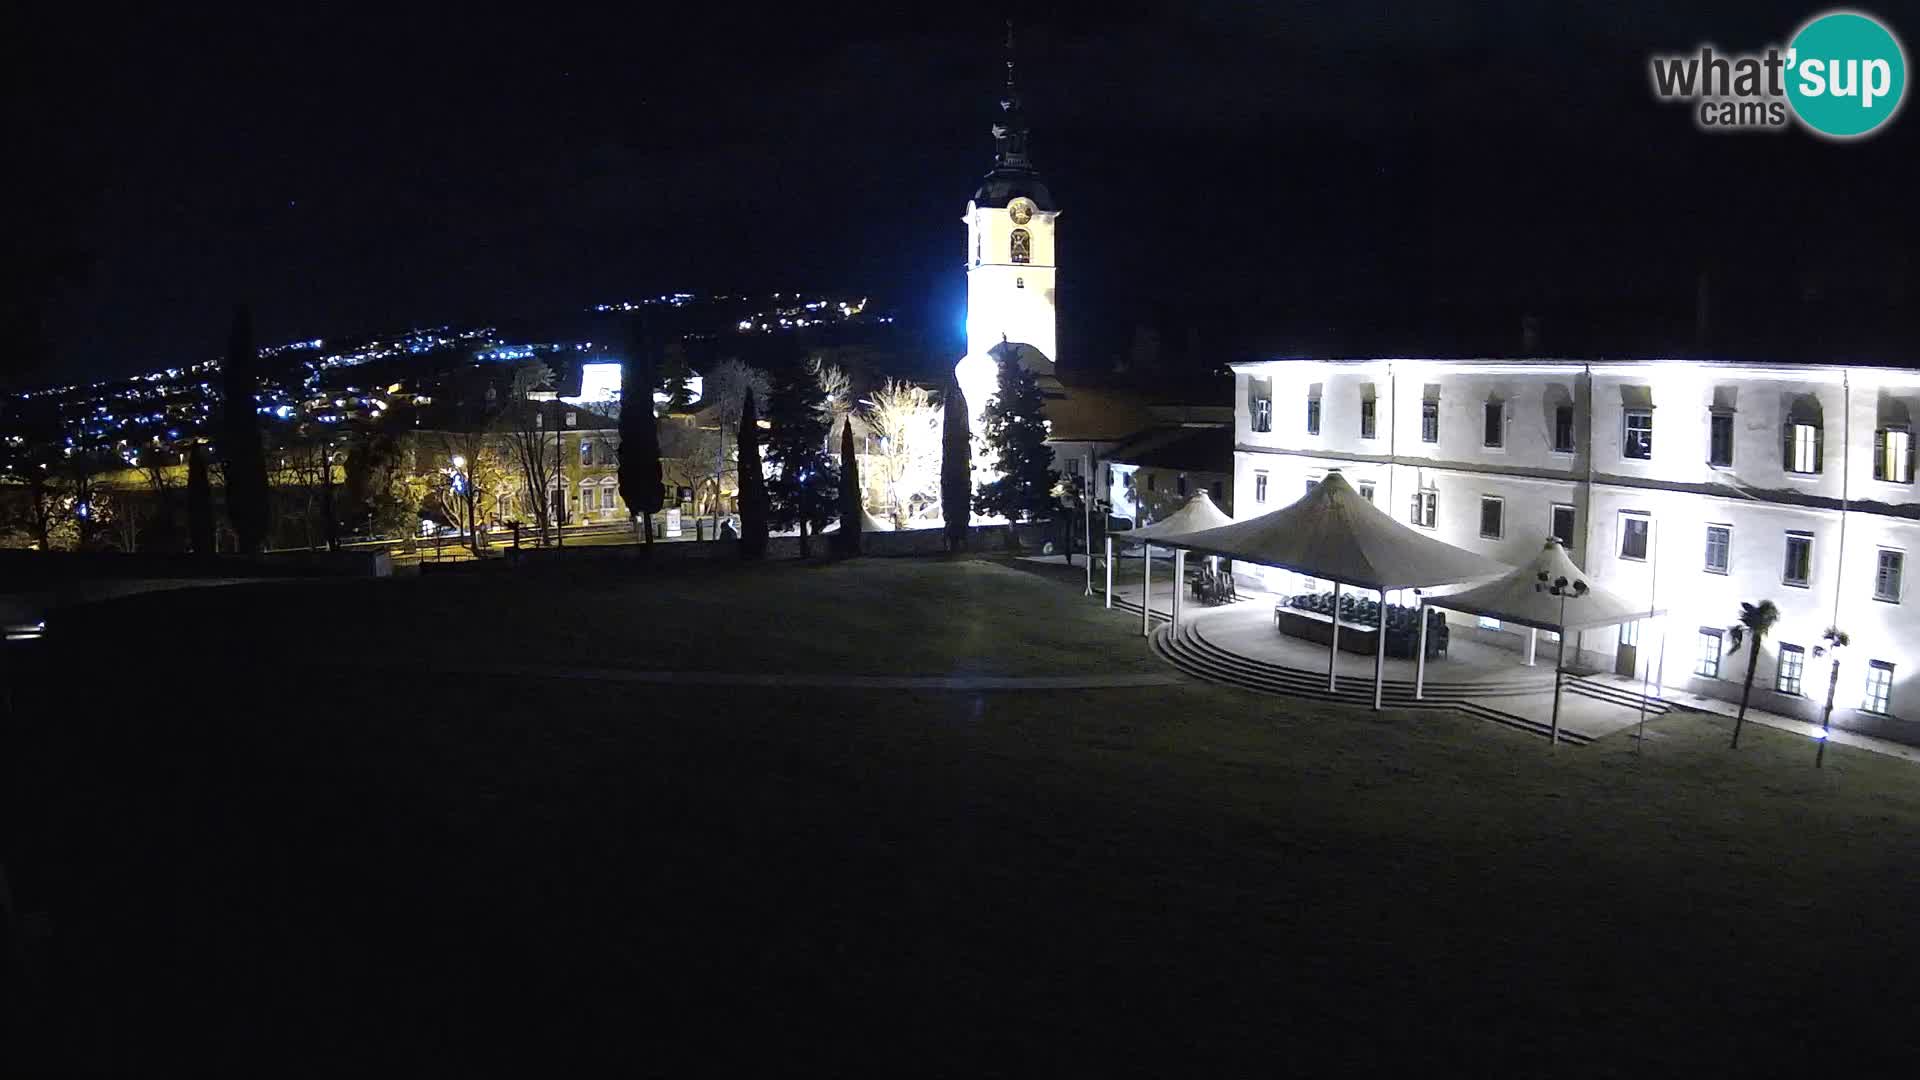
[1776,643,1805,696]
[1410,490,1437,528]
[1875,549,1903,603]
[1553,405,1576,453]
[1709,412,1735,467]
[1875,427,1913,483]
[1421,401,1439,444]
[1477,616,1502,631]
[1620,512,1650,561]
[1306,398,1321,436]
[1864,660,1894,714]
[1551,505,1576,548]
[1358,480,1376,504]
[1619,619,1641,647]
[1483,401,1504,448]
[580,439,593,466]
[1251,398,1272,433]
[1623,409,1653,460]
[1210,480,1224,504]
[1479,495,1503,540]
[1147,473,1156,492]
[1704,525,1731,575]
[1254,471,1268,504]
[581,486,597,511]
[1360,398,1377,440]
[1787,423,1821,474]
[1783,532,1813,587]
[1694,628,1723,678]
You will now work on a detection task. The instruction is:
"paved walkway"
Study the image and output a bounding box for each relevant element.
[1586,672,1920,765]
[466,665,1184,692]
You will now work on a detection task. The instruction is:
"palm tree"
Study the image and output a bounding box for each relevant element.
[1725,600,1781,749]
[1812,625,1850,767]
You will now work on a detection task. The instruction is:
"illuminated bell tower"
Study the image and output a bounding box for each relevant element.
[955,26,1059,446]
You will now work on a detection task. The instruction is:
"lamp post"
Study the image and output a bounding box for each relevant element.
[450,454,477,557]
[1535,571,1589,747]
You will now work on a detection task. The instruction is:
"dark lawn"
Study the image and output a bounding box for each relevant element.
[6,556,1919,1074]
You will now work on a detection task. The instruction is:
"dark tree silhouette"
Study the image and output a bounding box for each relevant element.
[1726,599,1781,749]
[764,366,838,557]
[187,443,215,555]
[835,419,862,557]
[619,334,665,548]
[736,388,770,559]
[941,379,971,552]
[973,347,1057,544]
[219,305,271,554]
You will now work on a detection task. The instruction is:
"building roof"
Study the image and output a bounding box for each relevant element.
[1107,425,1232,474]
[1040,386,1157,444]
[1129,492,1234,541]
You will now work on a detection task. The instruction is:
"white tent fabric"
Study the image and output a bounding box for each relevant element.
[1128,491,1235,541]
[822,509,896,533]
[1159,472,1508,590]
[1425,539,1663,631]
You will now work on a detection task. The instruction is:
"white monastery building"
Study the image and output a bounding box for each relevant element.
[1232,358,1920,743]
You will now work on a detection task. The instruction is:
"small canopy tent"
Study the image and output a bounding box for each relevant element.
[1115,491,1236,632]
[1426,539,1666,742]
[822,508,896,534]
[1160,472,1509,709]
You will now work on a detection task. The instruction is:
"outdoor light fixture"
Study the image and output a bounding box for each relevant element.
[1534,572,1590,746]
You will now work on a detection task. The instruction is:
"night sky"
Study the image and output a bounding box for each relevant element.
[14,2,1919,386]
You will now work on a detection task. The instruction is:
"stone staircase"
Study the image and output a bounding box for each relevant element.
[1149,619,1605,745]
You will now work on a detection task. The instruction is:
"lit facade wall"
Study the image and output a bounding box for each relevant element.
[1232,358,1920,744]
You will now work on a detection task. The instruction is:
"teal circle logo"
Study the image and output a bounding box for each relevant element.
[1786,10,1907,138]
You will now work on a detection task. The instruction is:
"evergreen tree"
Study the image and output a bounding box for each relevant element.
[764,366,838,557]
[835,419,862,557]
[619,325,665,547]
[940,379,971,551]
[972,348,1057,540]
[736,388,770,559]
[187,443,215,555]
[219,304,270,554]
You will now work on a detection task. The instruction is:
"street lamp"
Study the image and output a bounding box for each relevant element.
[1535,571,1589,747]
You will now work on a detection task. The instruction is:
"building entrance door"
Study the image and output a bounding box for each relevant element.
[1615,620,1640,678]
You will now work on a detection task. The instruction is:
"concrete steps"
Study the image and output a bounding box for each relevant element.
[1150,620,1595,745]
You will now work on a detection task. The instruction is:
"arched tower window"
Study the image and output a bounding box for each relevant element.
[1010,228,1031,264]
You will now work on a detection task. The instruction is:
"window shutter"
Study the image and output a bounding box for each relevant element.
[1908,431,1917,483]
[1875,429,1888,481]
[1782,425,1793,471]
[1814,424,1824,473]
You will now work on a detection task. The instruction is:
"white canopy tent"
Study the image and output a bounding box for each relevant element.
[1425,539,1666,743]
[822,508,896,534]
[1159,472,1509,710]
[1110,492,1236,634]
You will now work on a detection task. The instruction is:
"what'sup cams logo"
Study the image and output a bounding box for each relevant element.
[1650,9,1907,138]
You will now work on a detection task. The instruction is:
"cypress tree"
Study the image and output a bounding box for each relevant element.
[972,347,1057,544]
[187,442,215,555]
[940,379,971,552]
[618,327,665,548]
[736,388,770,559]
[764,366,837,557]
[835,419,862,557]
[219,304,271,554]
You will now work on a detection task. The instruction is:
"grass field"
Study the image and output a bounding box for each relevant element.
[7,555,1919,1073]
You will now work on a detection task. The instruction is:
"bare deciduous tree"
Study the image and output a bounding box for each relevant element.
[861,378,942,529]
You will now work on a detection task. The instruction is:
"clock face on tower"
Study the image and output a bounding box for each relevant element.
[1008,198,1034,225]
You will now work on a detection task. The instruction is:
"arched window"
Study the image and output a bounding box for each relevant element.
[1010,228,1031,264]
[1784,394,1824,475]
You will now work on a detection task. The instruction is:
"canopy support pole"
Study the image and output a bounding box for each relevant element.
[1171,549,1186,631]
[1637,618,1664,752]
[1550,624,1568,747]
[1328,581,1342,692]
[1525,628,1538,666]
[1373,587,1387,711]
[1414,600,1429,700]
[1141,543,1152,637]
[1104,536,1113,609]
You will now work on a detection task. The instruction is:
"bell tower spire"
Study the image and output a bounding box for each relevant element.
[992,19,1032,170]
